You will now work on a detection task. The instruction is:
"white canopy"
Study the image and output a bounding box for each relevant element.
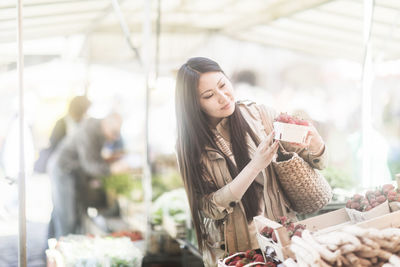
[1,0,400,66]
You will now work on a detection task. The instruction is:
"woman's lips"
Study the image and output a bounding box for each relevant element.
[221,102,231,110]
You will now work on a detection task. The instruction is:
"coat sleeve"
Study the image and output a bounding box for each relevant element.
[198,164,241,220]
[75,126,110,178]
[279,136,328,170]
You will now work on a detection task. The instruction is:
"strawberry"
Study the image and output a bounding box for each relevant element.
[245,249,256,259]
[350,202,360,210]
[253,254,264,263]
[353,194,363,201]
[382,184,395,194]
[376,195,387,204]
[346,199,352,208]
[228,260,238,266]
[365,205,372,211]
[293,230,303,238]
[236,258,250,267]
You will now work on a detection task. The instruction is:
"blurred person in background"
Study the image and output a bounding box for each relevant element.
[175,57,328,267]
[34,95,91,173]
[48,112,131,239]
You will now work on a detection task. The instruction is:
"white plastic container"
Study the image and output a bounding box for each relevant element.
[273,121,310,144]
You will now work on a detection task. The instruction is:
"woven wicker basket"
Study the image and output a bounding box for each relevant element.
[272,150,332,214]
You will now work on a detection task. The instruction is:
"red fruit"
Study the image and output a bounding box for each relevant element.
[236,258,250,267]
[278,216,288,225]
[276,113,290,123]
[293,230,303,237]
[353,194,363,201]
[382,184,395,192]
[376,195,387,203]
[350,202,360,210]
[388,195,397,202]
[346,199,352,208]
[296,119,310,126]
[295,224,306,230]
[365,205,372,211]
[253,254,264,263]
[233,256,242,261]
[245,249,256,259]
[229,260,238,266]
[375,190,382,197]
[365,190,375,199]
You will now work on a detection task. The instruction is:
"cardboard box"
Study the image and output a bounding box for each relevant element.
[345,200,390,223]
[253,208,352,261]
[273,121,309,144]
[355,209,400,229]
[217,252,265,267]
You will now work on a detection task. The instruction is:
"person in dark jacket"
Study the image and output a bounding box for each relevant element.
[48,113,130,238]
[34,95,91,173]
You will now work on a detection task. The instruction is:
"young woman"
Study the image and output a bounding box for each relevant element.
[175,57,327,266]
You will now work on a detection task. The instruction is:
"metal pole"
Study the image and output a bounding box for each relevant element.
[143,0,153,251]
[17,0,27,266]
[361,0,375,188]
[110,0,142,64]
[155,0,161,80]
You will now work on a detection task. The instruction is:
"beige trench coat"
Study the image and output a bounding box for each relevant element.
[198,101,327,267]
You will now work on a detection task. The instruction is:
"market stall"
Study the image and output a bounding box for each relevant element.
[1,0,400,267]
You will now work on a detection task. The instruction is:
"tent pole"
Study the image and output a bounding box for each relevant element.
[142,0,153,251]
[17,0,27,266]
[361,0,375,188]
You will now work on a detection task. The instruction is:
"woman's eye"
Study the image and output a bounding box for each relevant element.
[220,83,225,88]
[204,94,213,99]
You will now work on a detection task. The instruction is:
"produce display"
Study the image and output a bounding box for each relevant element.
[150,188,189,225]
[220,249,283,267]
[274,113,310,126]
[260,216,306,241]
[346,184,399,212]
[109,231,143,242]
[48,235,143,267]
[288,226,400,267]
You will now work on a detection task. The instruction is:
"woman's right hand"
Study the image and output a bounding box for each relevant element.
[251,131,279,172]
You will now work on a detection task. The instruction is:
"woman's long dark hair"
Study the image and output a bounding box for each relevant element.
[175,57,261,251]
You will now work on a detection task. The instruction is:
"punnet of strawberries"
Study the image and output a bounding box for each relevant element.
[260,216,306,242]
[274,113,310,126]
[224,249,282,267]
[345,184,399,212]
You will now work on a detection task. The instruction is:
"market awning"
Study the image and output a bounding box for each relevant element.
[1,0,400,63]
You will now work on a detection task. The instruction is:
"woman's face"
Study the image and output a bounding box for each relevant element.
[197,71,235,127]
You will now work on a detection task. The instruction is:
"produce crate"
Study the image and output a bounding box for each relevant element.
[218,251,266,267]
[253,216,291,262]
[355,209,400,229]
[345,200,390,223]
[253,208,352,261]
